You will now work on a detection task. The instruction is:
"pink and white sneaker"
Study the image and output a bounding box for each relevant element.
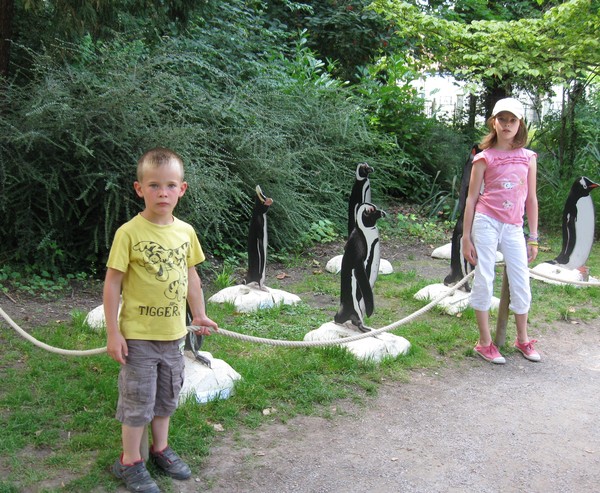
[474,342,506,364]
[514,339,541,362]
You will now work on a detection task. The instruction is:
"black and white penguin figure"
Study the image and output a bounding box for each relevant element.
[550,176,599,269]
[347,163,374,238]
[443,144,480,290]
[184,304,211,367]
[245,185,273,289]
[335,203,386,332]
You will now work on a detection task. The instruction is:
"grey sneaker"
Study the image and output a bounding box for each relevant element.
[150,446,192,480]
[111,457,160,493]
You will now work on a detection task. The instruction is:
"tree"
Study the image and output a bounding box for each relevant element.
[263,0,394,82]
[371,0,599,93]
[371,0,600,172]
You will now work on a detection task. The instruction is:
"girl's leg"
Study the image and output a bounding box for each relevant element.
[515,312,529,344]
[499,224,534,344]
[500,224,531,316]
[514,311,540,361]
[470,214,500,345]
[474,308,505,364]
[476,309,492,346]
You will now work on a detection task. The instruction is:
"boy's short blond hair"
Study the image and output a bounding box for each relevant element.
[137,147,184,182]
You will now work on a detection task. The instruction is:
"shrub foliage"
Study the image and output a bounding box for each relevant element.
[0,4,402,273]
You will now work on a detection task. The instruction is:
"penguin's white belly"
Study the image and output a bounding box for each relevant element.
[562,197,595,269]
[363,227,380,287]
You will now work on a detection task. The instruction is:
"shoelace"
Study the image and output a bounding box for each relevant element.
[518,339,538,352]
[479,343,499,358]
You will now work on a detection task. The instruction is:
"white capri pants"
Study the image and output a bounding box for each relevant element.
[470,213,531,314]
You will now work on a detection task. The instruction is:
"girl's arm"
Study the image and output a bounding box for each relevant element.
[461,159,486,266]
[187,266,218,335]
[525,155,539,263]
[103,267,127,364]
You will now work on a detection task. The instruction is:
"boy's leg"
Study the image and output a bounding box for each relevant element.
[150,415,170,452]
[113,423,159,493]
[122,424,147,464]
[149,339,191,480]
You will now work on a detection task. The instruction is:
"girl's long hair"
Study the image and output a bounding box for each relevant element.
[479,116,528,150]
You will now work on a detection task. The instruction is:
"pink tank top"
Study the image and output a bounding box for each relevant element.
[473,147,537,226]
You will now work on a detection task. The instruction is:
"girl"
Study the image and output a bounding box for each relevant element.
[461,97,540,364]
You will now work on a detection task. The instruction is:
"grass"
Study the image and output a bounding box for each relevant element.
[1,230,599,492]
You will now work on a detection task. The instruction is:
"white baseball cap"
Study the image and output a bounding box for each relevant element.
[492,98,525,120]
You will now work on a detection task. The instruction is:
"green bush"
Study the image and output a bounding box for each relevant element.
[0,9,399,274]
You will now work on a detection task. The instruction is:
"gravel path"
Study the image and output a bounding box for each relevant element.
[195,319,600,493]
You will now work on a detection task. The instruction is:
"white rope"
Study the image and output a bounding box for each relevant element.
[528,267,600,287]
[0,306,107,356]
[0,272,474,353]
[4,263,598,354]
[192,270,477,347]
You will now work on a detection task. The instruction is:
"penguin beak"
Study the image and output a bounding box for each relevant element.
[256,185,272,205]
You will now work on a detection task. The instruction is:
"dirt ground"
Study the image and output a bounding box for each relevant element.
[2,235,600,493]
[198,319,600,493]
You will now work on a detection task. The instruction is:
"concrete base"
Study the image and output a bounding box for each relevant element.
[325,255,393,275]
[208,283,301,313]
[431,242,504,262]
[304,321,410,362]
[530,262,599,286]
[414,283,500,315]
[180,352,242,404]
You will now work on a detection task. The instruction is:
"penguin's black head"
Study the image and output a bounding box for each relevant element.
[575,176,599,196]
[358,203,386,228]
[356,162,374,180]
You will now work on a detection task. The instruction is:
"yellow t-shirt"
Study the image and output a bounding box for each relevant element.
[106,214,205,340]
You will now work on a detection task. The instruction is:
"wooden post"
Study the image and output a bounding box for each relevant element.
[494,266,510,347]
[140,425,149,461]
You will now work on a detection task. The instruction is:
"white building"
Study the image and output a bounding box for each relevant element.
[411,75,563,123]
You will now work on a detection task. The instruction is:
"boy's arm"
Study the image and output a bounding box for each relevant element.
[187,266,218,335]
[103,267,128,364]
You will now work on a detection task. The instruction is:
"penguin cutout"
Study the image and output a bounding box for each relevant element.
[184,304,211,367]
[334,203,386,332]
[550,176,599,269]
[208,186,301,311]
[180,305,242,404]
[326,162,392,275]
[347,162,374,237]
[245,185,273,290]
[443,144,480,291]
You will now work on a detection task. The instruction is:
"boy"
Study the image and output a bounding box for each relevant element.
[104,147,218,493]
